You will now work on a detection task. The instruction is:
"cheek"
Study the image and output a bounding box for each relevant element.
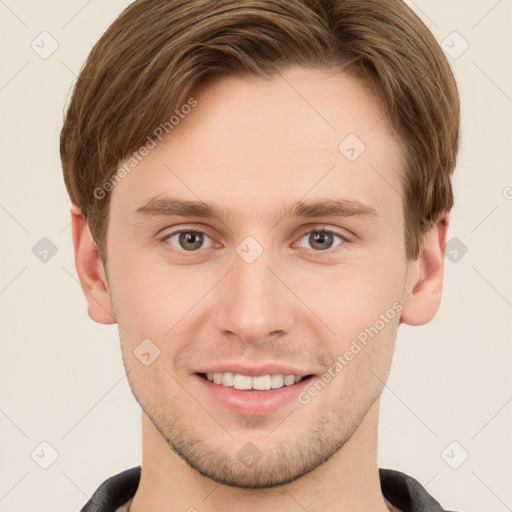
[325,261,404,388]
[314,280,400,404]
[107,251,204,336]
[303,262,405,340]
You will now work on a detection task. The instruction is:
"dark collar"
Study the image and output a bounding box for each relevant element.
[379,468,453,511]
[80,466,455,512]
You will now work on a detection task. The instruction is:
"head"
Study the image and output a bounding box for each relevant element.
[61,0,459,489]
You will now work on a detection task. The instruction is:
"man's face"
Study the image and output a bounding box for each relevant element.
[105,66,411,487]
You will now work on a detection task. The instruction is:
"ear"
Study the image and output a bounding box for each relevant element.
[401,216,449,326]
[70,205,116,325]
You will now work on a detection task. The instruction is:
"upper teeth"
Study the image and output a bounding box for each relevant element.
[205,372,303,390]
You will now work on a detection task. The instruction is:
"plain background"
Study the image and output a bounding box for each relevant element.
[0,1,511,511]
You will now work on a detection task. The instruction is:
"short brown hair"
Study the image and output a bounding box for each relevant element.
[60,0,460,262]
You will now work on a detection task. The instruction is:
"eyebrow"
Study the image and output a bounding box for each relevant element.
[133,195,378,224]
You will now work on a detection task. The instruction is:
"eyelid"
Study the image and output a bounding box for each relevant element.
[157,222,213,237]
[296,224,354,242]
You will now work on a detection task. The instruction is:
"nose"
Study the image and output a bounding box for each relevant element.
[213,244,295,345]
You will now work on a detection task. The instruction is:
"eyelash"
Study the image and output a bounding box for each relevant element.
[159,226,351,255]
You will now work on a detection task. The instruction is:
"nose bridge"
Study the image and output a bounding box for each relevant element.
[214,240,294,344]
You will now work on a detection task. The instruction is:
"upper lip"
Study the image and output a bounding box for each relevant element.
[195,363,315,377]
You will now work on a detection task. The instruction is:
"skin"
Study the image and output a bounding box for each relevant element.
[71,66,448,512]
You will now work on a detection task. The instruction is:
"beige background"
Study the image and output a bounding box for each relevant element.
[0,1,511,511]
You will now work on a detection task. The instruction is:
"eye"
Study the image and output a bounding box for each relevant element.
[162,229,215,252]
[160,227,349,255]
[296,228,347,252]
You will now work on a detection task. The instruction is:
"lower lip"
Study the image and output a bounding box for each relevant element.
[195,374,314,416]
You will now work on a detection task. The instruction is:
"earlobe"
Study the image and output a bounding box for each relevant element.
[70,206,116,325]
[401,217,449,326]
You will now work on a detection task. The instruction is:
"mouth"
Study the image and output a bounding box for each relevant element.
[196,371,316,416]
[199,372,313,391]
[193,364,318,416]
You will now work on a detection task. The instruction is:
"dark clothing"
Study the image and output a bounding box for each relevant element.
[80,466,460,511]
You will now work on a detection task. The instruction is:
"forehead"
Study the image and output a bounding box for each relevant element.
[178,67,394,158]
[110,66,404,226]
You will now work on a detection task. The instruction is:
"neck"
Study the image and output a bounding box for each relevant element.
[130,400,391,512]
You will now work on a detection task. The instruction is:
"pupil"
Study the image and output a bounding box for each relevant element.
[311,231,332,250]
[180,232,203,250]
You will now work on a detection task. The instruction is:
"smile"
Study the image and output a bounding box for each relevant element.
[203,372,304,390]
